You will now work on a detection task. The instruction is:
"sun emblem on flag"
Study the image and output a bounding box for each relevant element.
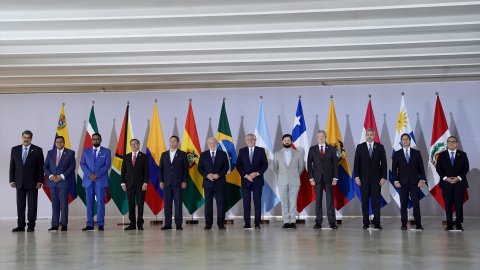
[186,150,198,168]
[57,114,66,130]
[429,142,446,167]
[265,149,272,164]
[396,109,408,134]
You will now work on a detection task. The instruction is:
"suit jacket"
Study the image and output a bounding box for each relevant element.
[43,148,76,188]
[353,142,387,182]
[273,148,304,187]
[80,146,111,188]
[197,150,229,189]
[436,149,469,189]
[121,151,149,188]
[158,149,188,187]
[236,146,268,188]
[391,148,426,185]
[10,144,44,190]
[307,144,339,184]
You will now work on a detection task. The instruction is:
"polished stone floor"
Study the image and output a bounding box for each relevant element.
[1,216,479,270]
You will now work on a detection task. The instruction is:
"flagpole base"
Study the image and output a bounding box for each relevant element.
[260,220,270,224]
[406,220,416,225]
[117,223,130,226]
[335,220,343,224]
[224,220,234,225]
[186,220,199,224]
[295,220,305,224]
[150,221,163,225]
[442,220,447,225]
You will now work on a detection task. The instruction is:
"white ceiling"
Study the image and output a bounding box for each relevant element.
[1,0,479,93]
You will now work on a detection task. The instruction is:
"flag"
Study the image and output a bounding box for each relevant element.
[181,100,205,214]
[325,98,355,210]
[388,95,429,208]
[108,104,135,215]
[254,98,281,213]
[42,104,77,204]
[216,99,242,211]
[145,102,166,216]
[292,98,315,213]
[76,105,111,216]
[352,99,390,214]
[427,94,469,210]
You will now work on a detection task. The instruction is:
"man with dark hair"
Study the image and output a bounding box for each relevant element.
[80,133,111,231]
[392,133,426,230]
[159,135,188,230]
[273,134,304,229]
[121,139,149,230]
[44,136,76,231]
[436,136,470,231]
[10,130,44,232]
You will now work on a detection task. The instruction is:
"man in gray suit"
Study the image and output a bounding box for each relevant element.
[273,134,304,229]
[307,130,339,229]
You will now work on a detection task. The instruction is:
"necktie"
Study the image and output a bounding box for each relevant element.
[249,148,253,164]
[93,148,97,163]
[211,151,215,164]
[56,150,61,167]
[22,148,28,165]
[450,151,454,166]
[320,145,324,159]
[405,149,409,163]
[368,144,373,157]
[132,152,137,167]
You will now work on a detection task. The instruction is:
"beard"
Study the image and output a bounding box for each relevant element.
[283,143,291,148]
[93,142,101,148]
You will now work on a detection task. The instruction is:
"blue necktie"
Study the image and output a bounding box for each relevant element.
[405,149,409,164]
[211,151,215,164]
[22,148,28,165]
[249,148,253,165]
[93,148,97,163]
[368,144,373,157]
[450,151,454,166]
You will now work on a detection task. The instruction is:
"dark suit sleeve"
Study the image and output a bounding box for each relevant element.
[435,152,447,180]
[36,147,45,183]
[182,152,188,183]
[392,151,399,182]
[380,145,387,179]
[459,152,469,180]
[236,148,246,177]
[143,155,149,184]
[197,153,208,178]
[9,147,16,183]
[353,146,360,178]
[258,148,268,176]
[158,153,165,183]
[43,151,53,177]
[121,155,127,184]
[332,149,339,179]
[307,147,314,179]
[417,150,426,181]
[218,152,230,178]
[63,150,76,178]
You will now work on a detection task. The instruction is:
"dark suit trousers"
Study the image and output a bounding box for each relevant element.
[399,184,421,225]
[314,177,336,225]
[50,186,69,227]
[242,185,262,226]
[16,188,39,228]
[204,187,225,227]
[127,186,146,228]
[163,186,183,227]
[360,180,381,226]
[442,185,466,226]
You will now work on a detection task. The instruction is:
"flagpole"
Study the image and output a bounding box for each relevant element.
[259,96,271,225]
[117,101,131,226]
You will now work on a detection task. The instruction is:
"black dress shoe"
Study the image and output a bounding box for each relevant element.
[416,225,424,231]
[374,225,383,230]
[161,226,172,231]
[255,225,261,229]
[290,223,297,229]
[82,226,94,231]
[98,226,104,231]
[138,227,144,230]
[61,226,68,231]
[27,227,35,232]
[445,226,453,231]
[204,226,212,230]
[282,223,291,229]
[243,224,251,229]
[330,224,338,229]
[48,226,59,231]
[12,227,25,232]
[456,224,464,231]
[176,226,183,230]
[218,226,226,230]
[363,225,369,229]
[401,225,407,230]
[124,226,136,231]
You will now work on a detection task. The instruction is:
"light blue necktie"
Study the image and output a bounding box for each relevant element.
[405,149,409,164]
[249,148,253,165]
[450,151,454,166]
[22,148,28,164]
[368,144,373,157]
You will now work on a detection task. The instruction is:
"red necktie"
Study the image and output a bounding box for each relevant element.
[132,153,137,167]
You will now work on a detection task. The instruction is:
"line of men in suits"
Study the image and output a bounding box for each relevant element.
[9,129,470,232]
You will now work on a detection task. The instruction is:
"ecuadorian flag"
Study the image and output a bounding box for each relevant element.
[217,99,242,211]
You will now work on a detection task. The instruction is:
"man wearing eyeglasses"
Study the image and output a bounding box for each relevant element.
[435,136,470,231]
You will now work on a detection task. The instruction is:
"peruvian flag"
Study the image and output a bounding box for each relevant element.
[427,94,469,210]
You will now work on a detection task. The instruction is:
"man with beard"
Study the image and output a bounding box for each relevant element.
[273,134,304,229]
[80,133,112,231]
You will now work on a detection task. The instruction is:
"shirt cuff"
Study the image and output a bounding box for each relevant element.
[121,183,126,186]
[10,182,15,184]
[143,183,148,185]
[333,178,338,181]
[458,176,462,181]
[49,174,54,180]
[60,174,65,180]
[394,181,399,182]
[442,176,447,181]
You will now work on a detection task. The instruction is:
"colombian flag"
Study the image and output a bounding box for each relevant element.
[325,98,355,210]
[145,101,166,215]
[181,100,205,215]
[42,103,77,204]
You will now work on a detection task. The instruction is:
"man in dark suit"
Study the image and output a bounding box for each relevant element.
[159,135,188,230]
[198,137,229,230]
[392,133,426,230]
[236,134,268,229]
[436,136,470,231]
[121,139,149,230]
[10,130,44,232]
[307,130,339,229]
[43,136,76,231]
[80,133,111,231]
[353,128,387,229]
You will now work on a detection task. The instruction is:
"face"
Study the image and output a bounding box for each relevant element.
[316,132,326,145]
[282,137,292,148]
[207,138,218,151]
[169,137,179,150]
[130,140,140,152]
[55,138,65,150]
[22,134,32,147]
[365,131,375,143]
[447,138,458,151]
[92,135,102,148]
[245,135,256,148]
[401,135,411,148]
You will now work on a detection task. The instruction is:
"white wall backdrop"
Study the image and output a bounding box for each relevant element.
[1,80,479,220]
